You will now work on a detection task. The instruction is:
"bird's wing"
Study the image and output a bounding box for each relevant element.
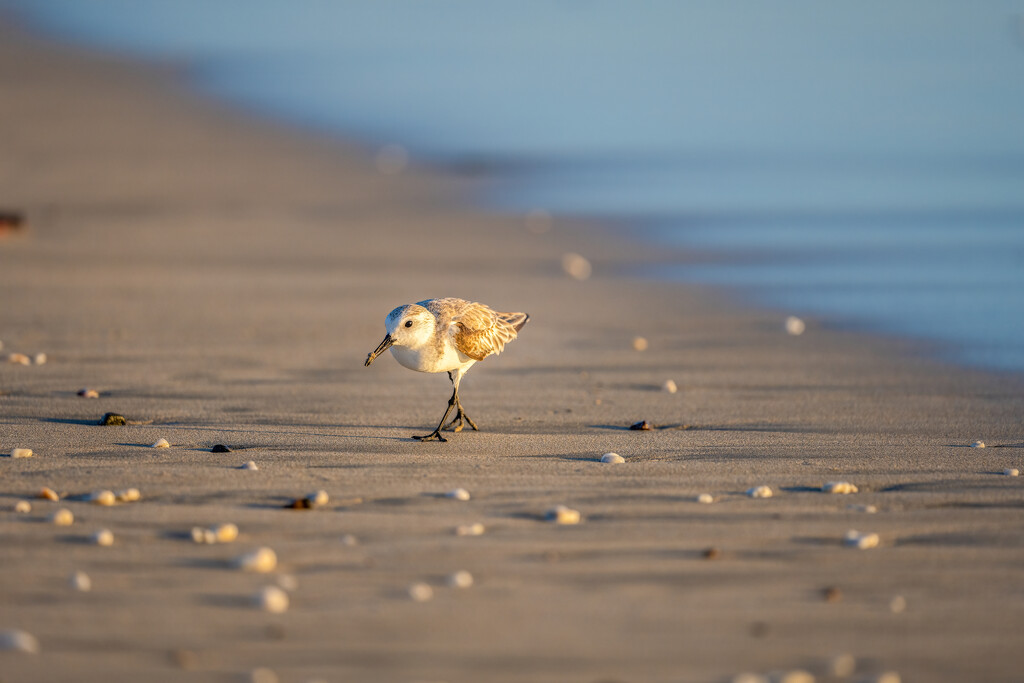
[450,302,520,362]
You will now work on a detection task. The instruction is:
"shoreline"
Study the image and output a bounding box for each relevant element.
[2,19,1024,683]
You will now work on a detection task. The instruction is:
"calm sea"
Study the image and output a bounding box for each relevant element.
[7,0,1024,371]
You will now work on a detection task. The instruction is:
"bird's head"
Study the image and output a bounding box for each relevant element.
[364,303,435,366]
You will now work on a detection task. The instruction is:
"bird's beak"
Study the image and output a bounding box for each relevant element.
[364,333,393,367]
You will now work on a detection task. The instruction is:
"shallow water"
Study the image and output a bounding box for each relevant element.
[8,0,1024,370]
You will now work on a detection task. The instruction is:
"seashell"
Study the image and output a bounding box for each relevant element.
[600,452,625,464]
[407,582,433,602]
[9,447,33,458]
[844,530,880,549]
[662,379,678,393]
[970,440,985,448]
[875,673,901,683]
[115,488,141,502]
[447,570,474,588]
[785,315,806,335]
[13,500,31,513]
[77,388,100,398]
[778,671,815,683]
[255,585,289,613]
[830,653,856,677]
[210,444,232,453]
[696,493,715,504]
[50,508,74,526]
[823,481,858,494]
[7,352,31,365]
[98,412,126,426]
[561,252,592,281]
[276,574,298,591]
[233,547,277,573]
[0,629,40,654]
[38,487,60,501]
[544,504,581,524]
[1002,468,1019,477]
[212,523,238,543]
[455,523,485,536]
[445,488,471,501]
[33,353,47,365]
[731,674,769,683]
[89,490,116,506]
[889,595,907,613]
[241,460,259,471]
[306,490,329,507]
[629,420,653,430]
[151,438,170,448]
[69,570,92,592]
[92,529,114,546]
[631,336,649,351]
[747,485,773,499]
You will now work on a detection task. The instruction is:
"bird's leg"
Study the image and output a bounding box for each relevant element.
[413,384,457,442]
[440,371,479,432]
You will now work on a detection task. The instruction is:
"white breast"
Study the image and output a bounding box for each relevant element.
[390,341,473,374]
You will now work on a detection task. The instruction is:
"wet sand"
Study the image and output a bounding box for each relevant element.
[2,21,1024,683]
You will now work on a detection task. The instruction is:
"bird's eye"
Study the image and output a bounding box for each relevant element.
[404,320,413,328]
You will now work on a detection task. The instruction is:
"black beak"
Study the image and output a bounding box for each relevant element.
[365,333,393,367]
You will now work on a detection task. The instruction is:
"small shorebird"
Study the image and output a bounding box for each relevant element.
[365,298,529,442]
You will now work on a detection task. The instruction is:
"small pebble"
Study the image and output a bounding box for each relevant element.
[276,574,299,591]
[847,503,878,513]
[631,336,649,351]
[69,570,92,592]
[1002,468,1019,477]
[255,585,289,613]
[9,447,33,458]
[747,485,773,499]
[307,490,330,506]
[0,629,40,654]
[50,508,74,526]
[151,438,170,448]
[445,488,471,501]
[234,547,277,573]
[116,488,141,502]
[191,527,213,544]
[561,252,592,280]
[629,420,653,430]
[210,444,232,453]
[92,529,114,546]
[844,530,880,549]
[889,595,907,613]
[662,379,678,393]
[696,493,715,504]
[7,352,31,365]
[970,440,985,448]
[455,523,485,536]
[544,504,581,524]
[703,547,721,560]
[830,653,856,677]
[785,315,806,335]
[38,487,60,501]
[13,500,31,513]
[241,460,259,471]
[98,412,126,426]
[408,582,434,602]
[249,667,279,683]
[213,523,239,543]
[600,452,625,464]
[89,490,116,506]
[33,353,47,365]
[823,481,858,494]
[823,586,843,603]
[77,388,100,398]
[448,570,474,588]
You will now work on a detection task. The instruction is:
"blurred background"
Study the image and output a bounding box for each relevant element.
[5,0,1024,370]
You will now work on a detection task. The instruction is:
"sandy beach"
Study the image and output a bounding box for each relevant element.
[2,21,1024,683]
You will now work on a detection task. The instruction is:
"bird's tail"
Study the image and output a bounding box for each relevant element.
[501,312,530,332]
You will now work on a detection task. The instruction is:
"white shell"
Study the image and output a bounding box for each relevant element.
[33,353,47,365]
[448,570,474,588]
[116,488,141,502]
[662,379,678,393]
[234,547,277,573]
[241,460,259,471]
[13,500,31,513]
[0,629,40,654]
[408,582,434,602]
[69,570,92,592]
[9,448,33,458]
[545,505,581,524]
[89,490,116,506]
[445,488,471,501]
[213,523,239,543]
[631,336,649,351]
[255,585,289,613]
[306,490,329,506]
[151,438,170,448]
[79,388,100,398]
[600,452,625,464]
[970,440,985,448]
[561,252,592,281]
[50,508,74,526]
[1002,468,1019,477]
[7,353,31,365]
[92,529,114,546]
[696,493,715,504]
[844,530,880,549]
[746,485,773,499]
[455,523,485,536]
[38,487,59,501]
[823,481,858,494]
[785,316,806,335]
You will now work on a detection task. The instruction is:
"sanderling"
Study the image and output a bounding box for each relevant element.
[365,297,529,442]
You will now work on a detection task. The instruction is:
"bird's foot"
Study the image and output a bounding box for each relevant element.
[442,406,479,432]
[412,429,447,442]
